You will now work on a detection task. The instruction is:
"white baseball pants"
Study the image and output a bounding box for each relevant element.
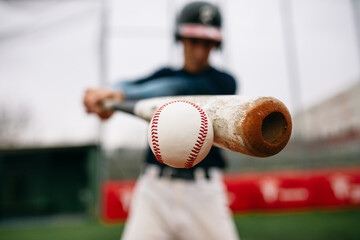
[121,165,239,240]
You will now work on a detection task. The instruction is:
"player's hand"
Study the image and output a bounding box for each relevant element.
[83,88,124,120]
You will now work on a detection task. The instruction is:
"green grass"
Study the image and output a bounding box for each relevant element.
[0,219,124,240]
[235,209,360,240]
[1,209,360,240]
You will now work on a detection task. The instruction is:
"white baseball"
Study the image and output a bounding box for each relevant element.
[148,100,214,168]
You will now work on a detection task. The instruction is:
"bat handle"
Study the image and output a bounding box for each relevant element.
[101,99,137,114]
[101,100,117,111]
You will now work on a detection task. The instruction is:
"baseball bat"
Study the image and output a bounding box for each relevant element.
[103,95,292,157]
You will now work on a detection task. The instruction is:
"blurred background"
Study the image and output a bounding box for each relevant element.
[0,0,359,239]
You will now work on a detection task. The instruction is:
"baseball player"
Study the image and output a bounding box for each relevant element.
[84,1,240,240]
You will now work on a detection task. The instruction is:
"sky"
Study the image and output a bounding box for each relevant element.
[0,0,359,149]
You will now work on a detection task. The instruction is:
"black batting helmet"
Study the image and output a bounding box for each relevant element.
[175,1,222,43]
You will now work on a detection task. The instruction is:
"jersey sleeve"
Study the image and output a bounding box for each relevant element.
[113,77,190,99]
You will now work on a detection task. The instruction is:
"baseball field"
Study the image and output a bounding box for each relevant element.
[1,209,360,240]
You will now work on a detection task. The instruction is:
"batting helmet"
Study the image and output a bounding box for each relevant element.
[175,1,222,44]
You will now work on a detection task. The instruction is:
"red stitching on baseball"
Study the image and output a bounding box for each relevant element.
[150,101,178,164]
[150,100,208,168]
[183,101,208,169]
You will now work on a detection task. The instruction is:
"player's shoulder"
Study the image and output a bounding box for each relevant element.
[151,67,178,77]
[209,67,235,80]
[136,67,178,83]
[208,67,237,87]
[208,67,237,94]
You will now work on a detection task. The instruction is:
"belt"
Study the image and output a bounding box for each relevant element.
[144,165,214,181]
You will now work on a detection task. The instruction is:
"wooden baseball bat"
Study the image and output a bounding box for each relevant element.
[103,95,292,157]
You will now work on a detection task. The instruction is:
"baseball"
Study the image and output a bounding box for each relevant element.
[148,100,214,168]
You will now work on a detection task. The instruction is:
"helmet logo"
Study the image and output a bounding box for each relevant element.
[199,6,215,25]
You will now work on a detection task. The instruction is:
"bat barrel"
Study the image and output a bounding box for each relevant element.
[235,97,292,157]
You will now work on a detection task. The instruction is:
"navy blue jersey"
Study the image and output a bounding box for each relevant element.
[114,66,237,169]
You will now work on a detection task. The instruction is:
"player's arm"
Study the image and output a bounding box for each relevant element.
[84,71,216,118]
[113,71,239,99]
[113,77,189,100]
[82,70,174,119]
